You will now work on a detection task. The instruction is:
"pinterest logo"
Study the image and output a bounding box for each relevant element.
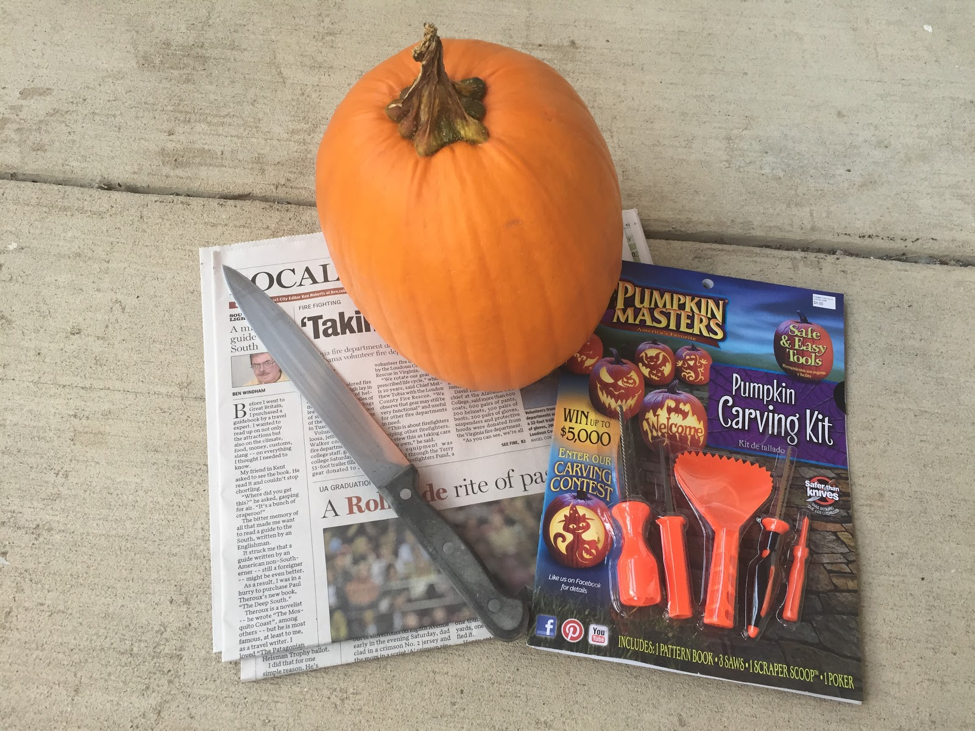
[561,618,584,643]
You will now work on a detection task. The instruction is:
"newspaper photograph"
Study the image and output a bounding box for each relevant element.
[200,211,651,678]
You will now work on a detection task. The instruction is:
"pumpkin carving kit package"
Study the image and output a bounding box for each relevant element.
[528,260,863,702]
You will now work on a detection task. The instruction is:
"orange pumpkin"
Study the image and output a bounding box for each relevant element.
[316,25,622,391]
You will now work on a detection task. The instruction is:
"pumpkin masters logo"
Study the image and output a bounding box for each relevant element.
[605,280,728,346]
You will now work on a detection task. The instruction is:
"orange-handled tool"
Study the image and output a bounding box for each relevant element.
[655,443,692,619]
[613,502,662,606]
[782,513,811,623]
[673,452,773,629]
[611,406,662,608]
[744,447,797,639]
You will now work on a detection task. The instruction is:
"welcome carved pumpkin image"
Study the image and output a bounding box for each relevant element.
[675,344,713,385]
[588,349,644,419]
[774,310,834,382]
[316,24,623,391]
[639,381,708,453]
[564,333,604,375]
[635,339,676,386]
[542,490,613,568]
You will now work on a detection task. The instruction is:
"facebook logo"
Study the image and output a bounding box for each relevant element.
[535,615,558,638]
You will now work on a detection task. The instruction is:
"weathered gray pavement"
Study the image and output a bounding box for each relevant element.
[1,1,973,728]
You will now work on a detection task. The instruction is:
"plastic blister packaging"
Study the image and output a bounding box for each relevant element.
[608,405,663,615]
[606,429,813,638]
[780,510,812,625]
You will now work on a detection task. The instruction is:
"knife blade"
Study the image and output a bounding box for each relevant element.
[222,266,527,641]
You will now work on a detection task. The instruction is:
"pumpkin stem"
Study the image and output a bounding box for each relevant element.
[797,310,809,323]
[667,380,681,393]
[386,24,489,156]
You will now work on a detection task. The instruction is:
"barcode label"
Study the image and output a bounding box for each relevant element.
[812,293,836,310]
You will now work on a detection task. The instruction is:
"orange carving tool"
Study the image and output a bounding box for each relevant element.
[673,452,772,629]
[782,513,811,623]
[611,405,662,608]
[655,442,693,619]
[744,447,797,639]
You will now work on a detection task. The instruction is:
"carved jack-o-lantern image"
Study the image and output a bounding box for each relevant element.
[564,333,604,375]
[675,344,713,385]
[774,310,834,382]
[639,381,708,453]
[542,490,613,569]
[588,348,645,419]
[635,339,676,386]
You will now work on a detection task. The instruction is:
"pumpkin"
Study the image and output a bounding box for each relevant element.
[543,490,613,568]
[316,24,622,391]
[635,339,676,386]
[564,333,604,375]
[588,348,644,419]
[675,343,713,385]
[639,381,708,453]
[773,310,834,382]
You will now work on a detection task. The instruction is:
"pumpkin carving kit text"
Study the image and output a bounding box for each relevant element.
[529,261,862,702]
[716,372,836,447]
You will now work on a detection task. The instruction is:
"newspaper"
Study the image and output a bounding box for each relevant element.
[200,211,651,679]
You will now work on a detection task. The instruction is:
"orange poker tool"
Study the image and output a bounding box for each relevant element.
[782,513,812,623]
[611,405,662,608]
[673,452,773,629]
[655,443,693,620]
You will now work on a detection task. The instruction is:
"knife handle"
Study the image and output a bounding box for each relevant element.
[380,466,528,642]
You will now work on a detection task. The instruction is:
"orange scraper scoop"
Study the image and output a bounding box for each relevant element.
[673,452,773,629]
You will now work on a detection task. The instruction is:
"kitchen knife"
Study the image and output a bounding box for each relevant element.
[223,266,528,641]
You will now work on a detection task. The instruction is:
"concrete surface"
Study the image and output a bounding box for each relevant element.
[1,1,974,728]
[1,0,974,261]
[1,180,973,729]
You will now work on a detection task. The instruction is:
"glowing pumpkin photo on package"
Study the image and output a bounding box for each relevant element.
[635,339,676,386]
[542,490,613,569]
[639,382,708,453]
[588,349,644,419]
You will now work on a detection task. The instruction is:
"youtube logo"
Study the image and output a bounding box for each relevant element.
[588,624,609,646]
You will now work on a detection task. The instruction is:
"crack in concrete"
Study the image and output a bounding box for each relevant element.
[2,171,971,267]
[646,230,973,267]
[0,171,312,206]
[0,374,206,401]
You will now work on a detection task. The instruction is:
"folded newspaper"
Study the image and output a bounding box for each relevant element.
[200,211,651,680]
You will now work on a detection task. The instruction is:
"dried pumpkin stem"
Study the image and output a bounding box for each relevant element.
[386,23,488,156]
